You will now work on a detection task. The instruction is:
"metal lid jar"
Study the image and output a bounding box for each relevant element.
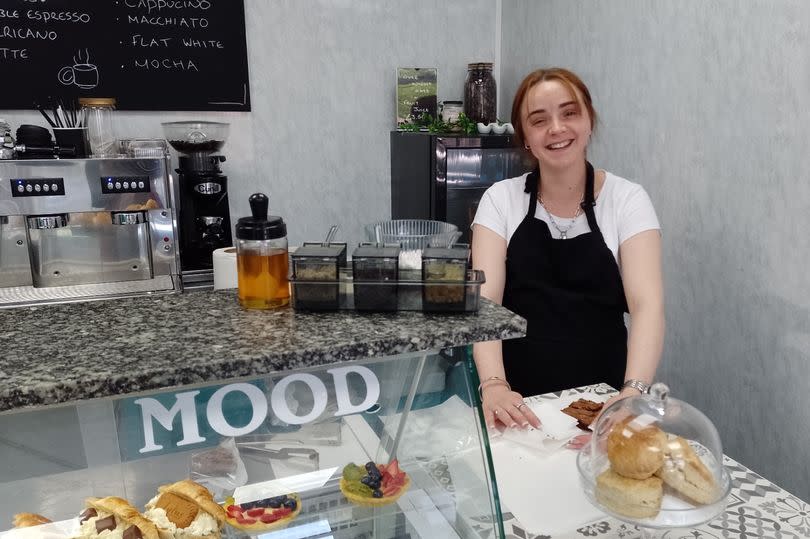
[464,63,496,125]
[79,97,118,157]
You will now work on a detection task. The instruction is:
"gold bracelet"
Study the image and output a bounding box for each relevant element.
[478,376,511,400]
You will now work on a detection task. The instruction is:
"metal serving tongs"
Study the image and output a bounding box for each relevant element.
[236,434,320,469]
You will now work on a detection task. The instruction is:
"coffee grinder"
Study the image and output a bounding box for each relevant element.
[163,121,232,289]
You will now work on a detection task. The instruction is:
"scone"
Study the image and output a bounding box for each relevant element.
[656,435,718,504]
[595,469,663,519]
[607,415,667,479]
[13,513,51,528]
[143,480,226,539]
[75,497,159,539]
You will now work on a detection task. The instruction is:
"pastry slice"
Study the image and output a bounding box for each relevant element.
[143,480,226,539]
[656,435,718,504]
[75,496,159,539]
[13,513,51,528]
[339,460,410,507]
[595,468,663,519]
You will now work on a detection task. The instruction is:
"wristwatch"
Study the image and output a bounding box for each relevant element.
[622,379,651,394]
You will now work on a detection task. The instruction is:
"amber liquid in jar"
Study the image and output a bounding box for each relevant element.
[237,249,290,309]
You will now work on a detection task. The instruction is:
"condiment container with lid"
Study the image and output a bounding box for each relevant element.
[79,97,118,157]
[352,243,400,311]
[577,383,731,530]
[235,193,289,310]
[290,244,344,311]
[421,245,469,312]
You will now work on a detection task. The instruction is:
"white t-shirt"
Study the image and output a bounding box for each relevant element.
[472,171,660,264]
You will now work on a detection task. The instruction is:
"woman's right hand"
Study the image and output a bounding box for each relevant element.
[482,384,541,430]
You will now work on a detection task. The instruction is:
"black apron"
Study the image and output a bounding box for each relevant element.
[501,162,628,396]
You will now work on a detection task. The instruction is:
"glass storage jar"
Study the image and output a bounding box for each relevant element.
[440,100,464,124]
[79,97,119,157]
[464,63,497,125]
[235,193,289,309]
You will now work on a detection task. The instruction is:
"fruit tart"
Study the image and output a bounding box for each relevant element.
[339,460,410,507]
[222,494,301,532]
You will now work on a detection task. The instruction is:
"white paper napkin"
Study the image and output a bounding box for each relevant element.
[498,400,581,455]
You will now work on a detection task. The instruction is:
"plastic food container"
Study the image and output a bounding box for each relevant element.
[577,383,731,531]
[421,245,469,312]
[352,244,400,311]
[290,244,345,311]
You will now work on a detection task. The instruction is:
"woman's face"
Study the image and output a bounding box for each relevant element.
[521,80,592,171]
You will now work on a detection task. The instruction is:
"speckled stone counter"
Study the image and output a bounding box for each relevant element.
[0,291,525,413]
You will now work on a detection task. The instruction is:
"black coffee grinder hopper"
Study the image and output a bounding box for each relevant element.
[163,121,233,290]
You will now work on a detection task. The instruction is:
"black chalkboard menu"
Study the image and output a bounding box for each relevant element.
[0,0,250,111]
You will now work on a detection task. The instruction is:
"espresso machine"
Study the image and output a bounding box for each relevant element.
[0,150,181,308]
[163,121,232,289]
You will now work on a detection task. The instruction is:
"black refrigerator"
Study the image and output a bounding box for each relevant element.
[390,132,535,244]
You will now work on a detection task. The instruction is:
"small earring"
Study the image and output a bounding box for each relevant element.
[524,144,530,150]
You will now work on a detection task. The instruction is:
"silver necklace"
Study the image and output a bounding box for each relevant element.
[538,196,583,240]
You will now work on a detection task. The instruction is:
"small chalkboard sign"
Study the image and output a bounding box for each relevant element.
[396,67,437,126]
[0,0,250,111]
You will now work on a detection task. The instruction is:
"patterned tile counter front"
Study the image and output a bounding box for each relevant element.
[0,291,526,413]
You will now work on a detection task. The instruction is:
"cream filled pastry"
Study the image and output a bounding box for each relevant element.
[74,497,158,539]
[143,480,225,539]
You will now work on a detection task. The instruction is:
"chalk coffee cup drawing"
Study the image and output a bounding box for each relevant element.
[58,49,99,90]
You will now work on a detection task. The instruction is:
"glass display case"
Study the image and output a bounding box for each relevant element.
[0,348,503,539]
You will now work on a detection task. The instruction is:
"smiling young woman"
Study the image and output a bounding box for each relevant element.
[470,68,665,430]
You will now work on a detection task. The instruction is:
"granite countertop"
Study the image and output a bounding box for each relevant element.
[0,291,525,414]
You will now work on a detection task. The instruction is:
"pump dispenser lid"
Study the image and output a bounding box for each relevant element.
[235,193,286,240]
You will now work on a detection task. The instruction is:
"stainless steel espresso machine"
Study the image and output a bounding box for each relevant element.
[0,152,180,307]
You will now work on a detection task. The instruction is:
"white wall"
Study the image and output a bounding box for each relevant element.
[501,0,810,500]
[1,0,499,246]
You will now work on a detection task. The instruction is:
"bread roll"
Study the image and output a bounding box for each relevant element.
[607,415,667,479]
[595,469,663,519]
[13,513,51,528]
[656,435,718,504]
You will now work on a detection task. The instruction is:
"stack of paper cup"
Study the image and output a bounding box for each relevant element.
[213,247,238,290]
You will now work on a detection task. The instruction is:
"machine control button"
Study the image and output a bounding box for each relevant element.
[25,184,32,192]
[114,182,122,189]
[43,184,50,192]
[51,183,59,192]
[138,181,145,189]
[163,244,172,251]
[16,184,24,193]
[123,181,130,189]
[34,184,41,192]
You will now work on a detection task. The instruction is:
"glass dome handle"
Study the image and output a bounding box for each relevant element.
[649,382,669,402]
[189,130,208,142]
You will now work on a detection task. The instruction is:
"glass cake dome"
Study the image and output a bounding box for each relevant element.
[576,383,731,535]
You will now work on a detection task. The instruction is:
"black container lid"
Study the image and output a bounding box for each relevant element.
[422,245,470,261]
[292,244,344,259]
[235,193,286,240]
[352,244,401,259]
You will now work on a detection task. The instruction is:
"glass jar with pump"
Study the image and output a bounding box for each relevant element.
[235,193,290,309]
[463,63,497,125]
[79,97,118,157]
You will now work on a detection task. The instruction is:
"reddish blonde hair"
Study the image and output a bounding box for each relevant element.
[510,67,597,150]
